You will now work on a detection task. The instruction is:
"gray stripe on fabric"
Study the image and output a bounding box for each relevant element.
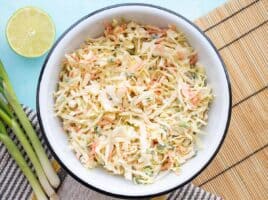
[182,184,193,199]
[204,191,211,199]
[0,147,10,169]
[3,168,21,199]
[0,155,12,194]
[195,187,204,199]
[20,183,31,200]
[1,161,19,198]
[11,169,30,200]
[191,188,201,200]
[16,171,32,200]
[24,105,31,112]
[183,184,195,199]
[167,188,181,200]
[175,183,191,199]
[187,184,198,199]
[31,118,39,130]
[200,189,207,200]
[8,172,25,200]
[0,154,17,194]
[24,107,32,116]
[167,191,176,199]
[176,184,191,199]
[196,190,205,200]
[14,180,27,200]
[2,163,22,198]
[168,188,182,200]
[28,112,36,124]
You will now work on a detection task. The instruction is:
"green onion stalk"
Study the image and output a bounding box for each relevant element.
[0,121,47,200]
[0,108,57,198]
[0,60,60,188]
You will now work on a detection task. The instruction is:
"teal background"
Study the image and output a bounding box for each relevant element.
[0,0,226,109]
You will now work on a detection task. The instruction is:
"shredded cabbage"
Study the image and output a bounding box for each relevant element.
[54,20,213,184]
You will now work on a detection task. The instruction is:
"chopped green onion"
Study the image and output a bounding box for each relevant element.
[143,166,153,176]
[179,122,188,128]
[182,138,192,147]
[156,144,166,154]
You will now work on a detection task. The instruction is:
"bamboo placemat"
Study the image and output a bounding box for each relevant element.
[57,0,267,199]
[191,0,268,199]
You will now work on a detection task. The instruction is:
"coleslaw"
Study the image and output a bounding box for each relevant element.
[54,20,213,184]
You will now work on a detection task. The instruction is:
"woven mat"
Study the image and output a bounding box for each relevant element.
[191,0,268,199]
[0,0,267,199]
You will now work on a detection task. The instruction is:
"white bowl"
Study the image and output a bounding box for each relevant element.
[37,4,232,198]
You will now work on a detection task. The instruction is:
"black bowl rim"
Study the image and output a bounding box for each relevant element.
[36,3,232,199]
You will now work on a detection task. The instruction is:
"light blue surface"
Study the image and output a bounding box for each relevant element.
[0,0,226,109]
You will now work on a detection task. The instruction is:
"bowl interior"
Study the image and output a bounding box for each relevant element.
[38,5,231,197]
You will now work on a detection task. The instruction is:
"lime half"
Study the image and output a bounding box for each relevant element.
[6,7,55,58]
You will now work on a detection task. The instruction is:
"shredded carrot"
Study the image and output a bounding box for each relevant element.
[176,51,186,60]
[189,52,198,65]
[161,158,172,171]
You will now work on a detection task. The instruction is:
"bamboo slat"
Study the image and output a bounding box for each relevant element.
[205,0,267,49]
[193,89,268,185]
[199,148,268,200]
[195,0,259,31]
[219,25,268,104]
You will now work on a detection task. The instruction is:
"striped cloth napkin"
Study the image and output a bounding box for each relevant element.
[0,106,221,200]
